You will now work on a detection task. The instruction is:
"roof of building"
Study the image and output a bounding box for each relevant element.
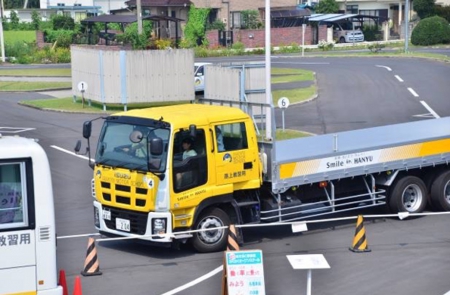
[81,14,184,24]
[125,0,190,7]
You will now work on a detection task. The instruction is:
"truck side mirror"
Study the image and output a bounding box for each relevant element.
[83,121,92,139]
[150,138,163,155]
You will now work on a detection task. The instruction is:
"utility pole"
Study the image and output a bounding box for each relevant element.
[265,0,272,140]
[404,0,409,53]
[137,0,143,34]
[0,0,5,62]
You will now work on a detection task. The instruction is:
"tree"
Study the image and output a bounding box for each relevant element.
[315,0,339,13]
[414,0,436,19]
[241,10,261,29]
[31,10,41,30]
[9,10,19,30]
[184,6,210,47]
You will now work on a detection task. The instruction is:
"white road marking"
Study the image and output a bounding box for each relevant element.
[394,75,404,82]
[159,265,223,295]
[408,88,419,97]
[375,65,392,71]
[0,127,35,133]
[413,113,436,118]
[272,61,330,65]
[420,101,440,118]
[50,145,90,161]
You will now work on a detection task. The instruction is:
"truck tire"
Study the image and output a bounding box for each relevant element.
[192,207,230,253]
[389,176,427,213]
[339,37,346,43]
[430,170,450,211]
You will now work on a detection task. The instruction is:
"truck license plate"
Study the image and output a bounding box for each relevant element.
[116,218,130,232]
[102,209,111,220]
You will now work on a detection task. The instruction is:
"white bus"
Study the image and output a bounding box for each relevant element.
[0,135,62,295]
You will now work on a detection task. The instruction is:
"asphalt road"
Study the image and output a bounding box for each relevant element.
[2,53,450,295]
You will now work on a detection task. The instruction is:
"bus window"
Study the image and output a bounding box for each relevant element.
[0,162,30,230]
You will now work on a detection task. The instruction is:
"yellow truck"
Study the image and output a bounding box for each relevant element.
[76,100,450,252]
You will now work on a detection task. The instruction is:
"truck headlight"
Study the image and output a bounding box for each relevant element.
[94,207,100,228]
[152,218,167,238]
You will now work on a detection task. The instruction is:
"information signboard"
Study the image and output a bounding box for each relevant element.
[225,250,266,295]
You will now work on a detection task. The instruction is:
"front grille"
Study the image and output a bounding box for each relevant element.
[100,182,148,207]
[103,206,148,235]
[117,195,130,204]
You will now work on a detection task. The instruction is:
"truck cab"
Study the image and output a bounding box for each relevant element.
[80,104,262,252]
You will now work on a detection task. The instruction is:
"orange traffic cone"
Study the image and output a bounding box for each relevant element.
[58,269,68,295]
[81,237,102,276]
[227,224,240,251]
[73,276,82,295]
[349,215,371,253]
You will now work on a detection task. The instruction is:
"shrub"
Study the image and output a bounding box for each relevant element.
[362,25,381,41]
[51,15,75,30]
[44,30,75,48]
[411,16,450,45]
[317,39,335,51]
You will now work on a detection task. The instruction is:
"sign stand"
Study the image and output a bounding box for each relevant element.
[77,81,88,108]
[222,250,266,295]
[286,254,330,295]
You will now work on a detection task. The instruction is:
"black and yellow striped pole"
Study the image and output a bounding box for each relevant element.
[227,224,240,251]
[349,215,371,253]
[81,236,102,276]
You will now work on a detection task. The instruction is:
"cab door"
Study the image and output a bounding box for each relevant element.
[213,121,260,189]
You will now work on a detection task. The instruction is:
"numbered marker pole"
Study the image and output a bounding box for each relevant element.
[277,97,290,132]
[77,81,88,109]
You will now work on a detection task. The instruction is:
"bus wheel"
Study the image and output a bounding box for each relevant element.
[192,207,230,253]
[389,176,427,214]
[430,170,450,211]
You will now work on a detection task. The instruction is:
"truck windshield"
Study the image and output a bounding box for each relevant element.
[95,122,170,173]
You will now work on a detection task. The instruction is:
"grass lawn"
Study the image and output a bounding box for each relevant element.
[4,31,36,43]
[0,81,71,91]
[0,68,71,77]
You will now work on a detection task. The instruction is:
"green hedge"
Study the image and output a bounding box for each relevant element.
[411,16,450,45]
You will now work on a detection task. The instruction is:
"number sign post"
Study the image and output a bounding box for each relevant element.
[277,97,290,131]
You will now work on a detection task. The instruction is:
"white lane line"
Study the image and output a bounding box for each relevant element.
[50,145,90,161]
[420,101,440,119]
[395,75,404,82]
[443,290,450,295]
[272,61,330,65]
[376,65,392,71]
[408,88,419,97]
[160,265,223,295]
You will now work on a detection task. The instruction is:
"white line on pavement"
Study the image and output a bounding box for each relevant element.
[420,101,440,119]
[408,88,419,97]
[375,65,392,71]
[395,75,404,82]
[50,145,90,161]
[160,265,223,295]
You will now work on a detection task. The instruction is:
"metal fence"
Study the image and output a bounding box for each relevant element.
[71,46,195,110]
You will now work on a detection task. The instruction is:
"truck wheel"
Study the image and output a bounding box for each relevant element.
[430,170,450,211]
[389,176,427,213]
[339,37,346,43]
[192,207,230,253]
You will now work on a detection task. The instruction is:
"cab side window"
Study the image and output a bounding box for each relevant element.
[216,122,248,152]
[172,129,207,192]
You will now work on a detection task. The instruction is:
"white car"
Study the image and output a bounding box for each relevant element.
[327,21,365,43]
[194,62,212,92]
